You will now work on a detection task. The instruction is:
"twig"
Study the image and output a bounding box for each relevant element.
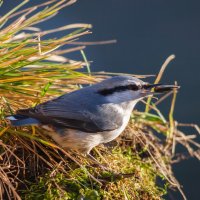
[145,54,176,113]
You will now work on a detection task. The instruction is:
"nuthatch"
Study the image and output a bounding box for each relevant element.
[7,76,179,154]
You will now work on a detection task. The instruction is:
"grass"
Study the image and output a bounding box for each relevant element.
[0,1,200,200]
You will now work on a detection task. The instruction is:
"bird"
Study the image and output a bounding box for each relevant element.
[6,75,179,155]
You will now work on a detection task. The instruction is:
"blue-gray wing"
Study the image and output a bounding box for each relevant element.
[17,92,123,133]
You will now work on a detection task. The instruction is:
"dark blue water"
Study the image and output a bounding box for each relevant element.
[1,1,200,199]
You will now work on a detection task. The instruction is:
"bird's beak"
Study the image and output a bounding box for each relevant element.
[141,83,180,96]
[153,84,180,93]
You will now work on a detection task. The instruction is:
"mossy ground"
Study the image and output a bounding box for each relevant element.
[20,145,167,200]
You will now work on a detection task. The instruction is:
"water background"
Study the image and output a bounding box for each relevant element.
[1,1,200,199]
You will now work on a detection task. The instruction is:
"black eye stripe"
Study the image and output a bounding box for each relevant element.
[98,84,142,96]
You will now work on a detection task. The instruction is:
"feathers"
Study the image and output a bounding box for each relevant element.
[7,76,142,132]
[6,114,39,126]
[15,99,124,133]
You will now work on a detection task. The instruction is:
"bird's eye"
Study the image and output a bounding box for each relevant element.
[128,85,133,90]
[129,84,140,91]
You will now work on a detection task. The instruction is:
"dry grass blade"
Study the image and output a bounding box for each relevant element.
[154,54,176,84]
[145,54,176,113]
[70,39,117,45]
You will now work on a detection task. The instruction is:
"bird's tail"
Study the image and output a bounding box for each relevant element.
[6,115,40,126]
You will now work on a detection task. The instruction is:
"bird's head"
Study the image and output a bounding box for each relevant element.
[96,76,179,104]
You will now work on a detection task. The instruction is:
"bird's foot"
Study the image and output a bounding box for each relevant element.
[87,153,110,171]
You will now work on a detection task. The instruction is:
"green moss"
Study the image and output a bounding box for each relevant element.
[21,147,166,200]
[21,171,101,200]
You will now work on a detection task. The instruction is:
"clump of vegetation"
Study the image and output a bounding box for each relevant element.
[21,146,166,200]
[0,1,200,200]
